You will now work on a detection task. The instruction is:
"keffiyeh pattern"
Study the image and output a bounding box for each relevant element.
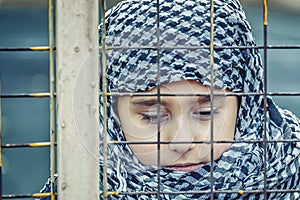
[99,0,300,199]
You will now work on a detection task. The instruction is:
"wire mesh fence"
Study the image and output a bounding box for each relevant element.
[98,0,300,199]
[1,0,300,199]
[1,0,56,199]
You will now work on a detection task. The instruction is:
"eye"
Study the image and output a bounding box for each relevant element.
[141,112,169,124]
[192,108,218,121]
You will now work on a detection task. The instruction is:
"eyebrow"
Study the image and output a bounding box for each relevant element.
[130,98,169,107]
[129,96,212,107]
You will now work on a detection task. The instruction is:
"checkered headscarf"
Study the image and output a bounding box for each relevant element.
[99,0,300,199]
[98,0,300,199]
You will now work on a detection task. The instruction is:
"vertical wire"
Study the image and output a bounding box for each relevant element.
[48,0,56,199]
[263,0,268,199]
[209,0,215,199]
[156,0,161,199]
[0,82,2,200]
[100,0,108,199]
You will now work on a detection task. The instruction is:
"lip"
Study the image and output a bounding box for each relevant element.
[165,163,205,172]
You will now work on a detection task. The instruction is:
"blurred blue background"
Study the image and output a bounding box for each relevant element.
[0,7,51,199]
[0,1,299,199]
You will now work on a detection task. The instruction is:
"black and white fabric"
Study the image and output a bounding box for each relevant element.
[99,0,300,199]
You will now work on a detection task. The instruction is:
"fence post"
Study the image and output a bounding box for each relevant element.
[56,0,99,199]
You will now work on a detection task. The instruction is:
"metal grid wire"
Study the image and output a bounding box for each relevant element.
[0,0,300,199]
[0,0,56,199]
[99,0,300,199]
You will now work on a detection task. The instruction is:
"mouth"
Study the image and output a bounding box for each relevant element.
[165,163,205,172]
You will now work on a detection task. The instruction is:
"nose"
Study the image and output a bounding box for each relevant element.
[168,118,196,154]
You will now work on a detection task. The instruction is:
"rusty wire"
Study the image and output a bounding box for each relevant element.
[100,0,109,199]
[263,0,269,198]
[0,0,57,198]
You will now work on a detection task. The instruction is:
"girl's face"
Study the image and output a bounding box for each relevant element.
[117,80,238,172]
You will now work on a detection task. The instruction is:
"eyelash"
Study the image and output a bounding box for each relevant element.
[192,108,219,121]
[140,108,219,124]
[141,113,169,124]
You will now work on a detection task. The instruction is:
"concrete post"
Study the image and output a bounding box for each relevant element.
[56,0,99,199]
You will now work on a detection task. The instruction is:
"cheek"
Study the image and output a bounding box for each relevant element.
[129,144,156,154]
[119,110,158,139]
[193,122,210,141]
[128,144,158,166]
[212,118,235,140]
[214,143,232,157]
[213,109,236,140]
[122,123,158,139]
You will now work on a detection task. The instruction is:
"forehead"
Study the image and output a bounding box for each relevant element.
[145,80,225,95]
[119,80,230,107]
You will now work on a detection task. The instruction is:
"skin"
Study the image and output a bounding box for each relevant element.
[117,80,238,172]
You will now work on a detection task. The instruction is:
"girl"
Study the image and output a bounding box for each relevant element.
[40,0,300,199]
[100,0,300,199]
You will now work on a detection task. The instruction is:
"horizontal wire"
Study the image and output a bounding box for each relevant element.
[0,46,56,51]
[3,188,299,199]
[1,45,299,52]
[2,91,300,99]
[1,91,300,99]
[2,192,52,199]
[0,92,55,98]
[99,188,300,196]
[2,91,299,99]
[103,139,300,145]
[3,138,299,148]
[100,45,300,51]
[2,141,57,149]
[100,92,300,97]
